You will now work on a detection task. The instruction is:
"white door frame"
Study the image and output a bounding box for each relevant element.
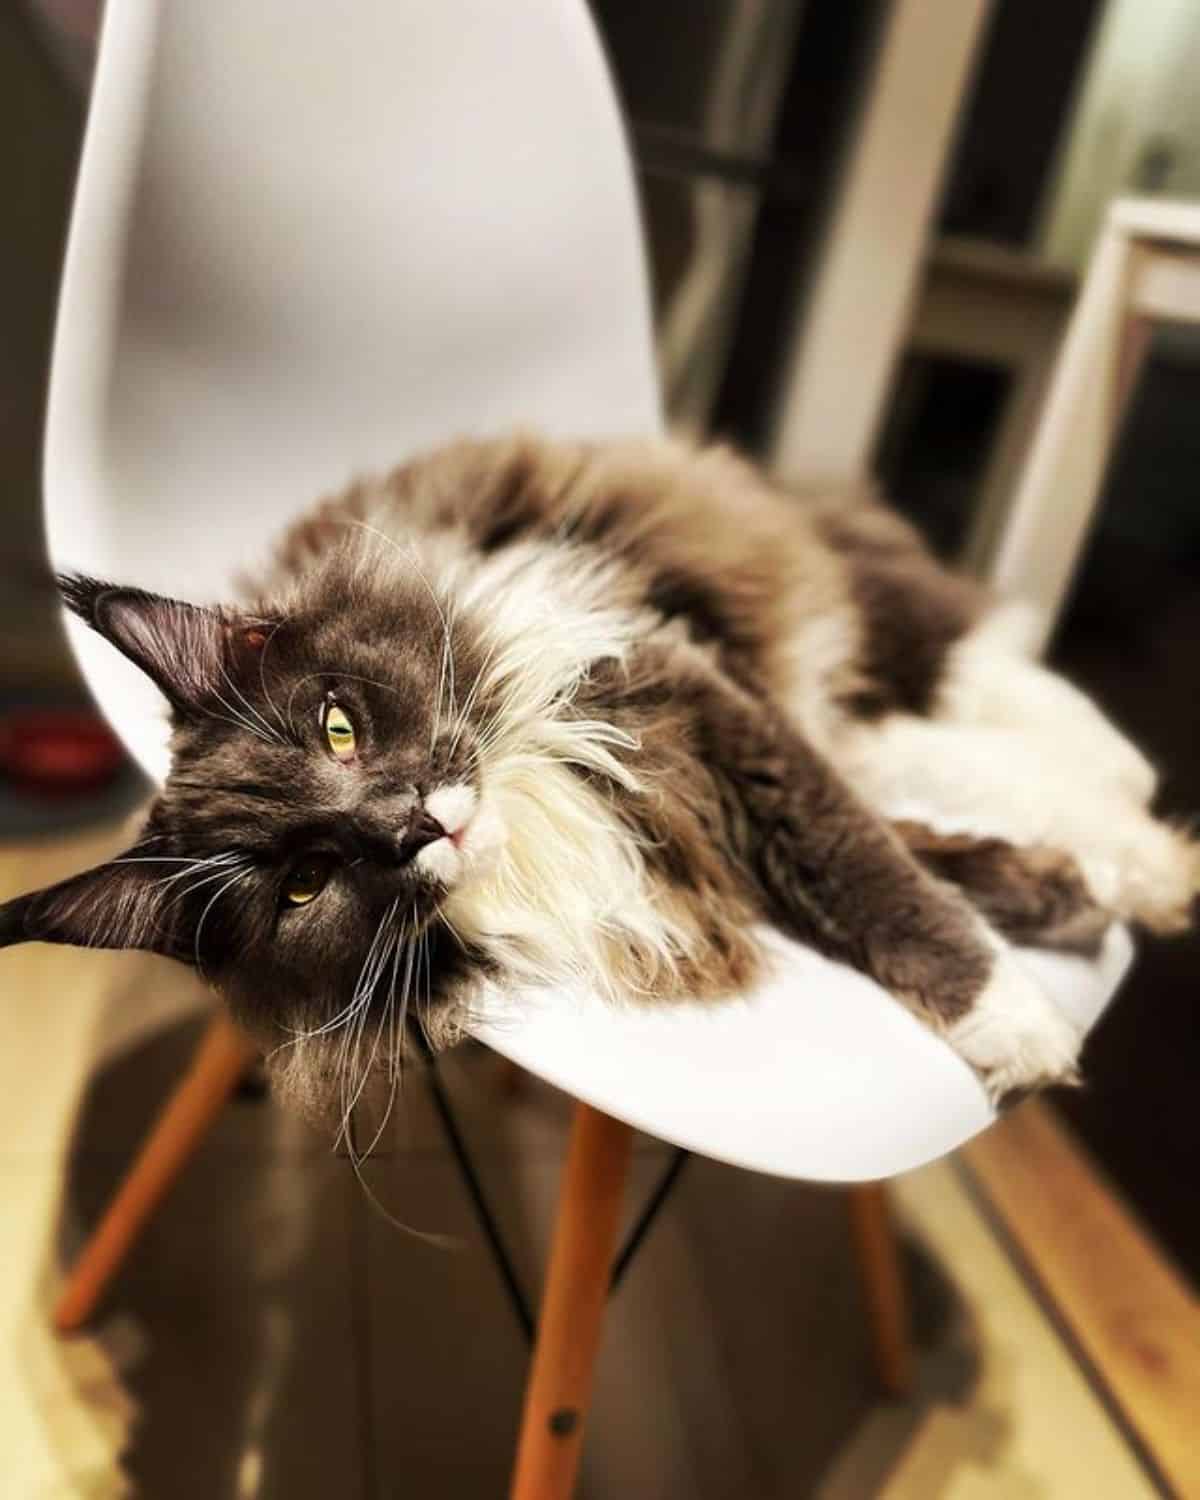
[767,0,994,484]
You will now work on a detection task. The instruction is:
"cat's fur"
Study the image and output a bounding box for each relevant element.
[2,435,1195,1110]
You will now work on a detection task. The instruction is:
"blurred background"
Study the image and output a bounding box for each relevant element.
[3,1,1199,1496]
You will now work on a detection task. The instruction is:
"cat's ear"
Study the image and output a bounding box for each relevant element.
[58,573,228,715]
[0,843,194,963]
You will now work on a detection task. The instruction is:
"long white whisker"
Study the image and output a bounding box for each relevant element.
[209,689,276,745]
[332,900,401,1146]
[193,867,253,969]
[343,925,403,1148]
[290,896,398,1044]
[256,619,290,734]
[216,662,283,743]
[150,852,248,897]
[447,631,506,760]
[342,520,456,742]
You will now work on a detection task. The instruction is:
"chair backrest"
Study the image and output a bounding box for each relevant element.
[44,0,661,782]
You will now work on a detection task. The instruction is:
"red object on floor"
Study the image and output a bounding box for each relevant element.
[0,708,125,796]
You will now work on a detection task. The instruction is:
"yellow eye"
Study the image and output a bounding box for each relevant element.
[283,856,334,907]
[324,702,357,762]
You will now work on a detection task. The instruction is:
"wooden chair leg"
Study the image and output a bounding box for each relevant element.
[510,1102,633,1500]
[847,1181,914,1398]
[54,1010,259,1334]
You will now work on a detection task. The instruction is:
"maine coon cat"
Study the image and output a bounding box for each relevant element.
[2,435,1195,1110]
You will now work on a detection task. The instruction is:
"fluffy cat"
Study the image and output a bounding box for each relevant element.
[2,435,1195,1110]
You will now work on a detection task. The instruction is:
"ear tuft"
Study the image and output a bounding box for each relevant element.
[57,574,228,715]
[57,571,110,625]
[0,894,32,949]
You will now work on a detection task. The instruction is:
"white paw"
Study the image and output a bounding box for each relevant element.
[1117,821,1199,935]
[1079,817,1199,934]
[947,956,1083,1106]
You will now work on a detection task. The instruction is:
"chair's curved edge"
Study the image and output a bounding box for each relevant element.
[43,0,158,551]
[42,0,167,786]
[467,925,1135,1183]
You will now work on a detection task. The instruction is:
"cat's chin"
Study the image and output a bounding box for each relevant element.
[260,1027,461,1131]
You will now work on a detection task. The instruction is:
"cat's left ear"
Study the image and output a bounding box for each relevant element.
[0,842,194,963]
[58,573,229,716]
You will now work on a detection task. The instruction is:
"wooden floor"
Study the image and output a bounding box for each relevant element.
[964,1101,1200,1497]
[0,825,1167,1497]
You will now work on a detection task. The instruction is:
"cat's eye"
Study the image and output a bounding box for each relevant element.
[322,700,357,762]
[283,855,335,907]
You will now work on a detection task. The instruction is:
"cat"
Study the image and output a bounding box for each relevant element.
[2,434,1195,1112]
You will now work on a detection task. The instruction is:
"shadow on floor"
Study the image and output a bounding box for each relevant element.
[42,1019,975,1498]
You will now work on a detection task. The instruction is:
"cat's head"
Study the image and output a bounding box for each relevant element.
[0,559,506,1090]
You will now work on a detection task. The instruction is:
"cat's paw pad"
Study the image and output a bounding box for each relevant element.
[947,958,1083,1107]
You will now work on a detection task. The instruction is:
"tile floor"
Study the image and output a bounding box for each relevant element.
[0,825,1156,1498]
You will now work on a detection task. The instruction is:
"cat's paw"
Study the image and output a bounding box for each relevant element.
[946,957,1083,1108]
[1079,818,1200,935]
[1121,822,1200,935]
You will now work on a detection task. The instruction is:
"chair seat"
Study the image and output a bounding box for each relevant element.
[473,919,1131,1183]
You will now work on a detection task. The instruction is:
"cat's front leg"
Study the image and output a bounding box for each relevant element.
[939,932,1083,1105]
[666,649,1083,1103]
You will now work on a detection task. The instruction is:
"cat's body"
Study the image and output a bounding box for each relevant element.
[4,435,1195,1109]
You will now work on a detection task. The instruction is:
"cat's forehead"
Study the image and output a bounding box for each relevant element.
[261,573,457,688]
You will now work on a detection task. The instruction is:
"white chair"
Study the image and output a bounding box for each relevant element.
[41,4,1131,1495]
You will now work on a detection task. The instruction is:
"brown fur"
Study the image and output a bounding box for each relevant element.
[894,822,1110,958]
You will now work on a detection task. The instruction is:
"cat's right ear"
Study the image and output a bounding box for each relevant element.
[58,574,227,715]
[0,840,194,963]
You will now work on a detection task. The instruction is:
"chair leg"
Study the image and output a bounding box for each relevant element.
[54,1011,258,1333]
[510,1102,633,1500]
[847,1182,914,1398]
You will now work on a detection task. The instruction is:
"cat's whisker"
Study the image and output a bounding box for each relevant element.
[149,851,249,898]
[418,927,433,1034]
[356,1028,399,1161]
[256,619,291,735]
[159,868,255,935]
[209,685,268,737]
[203,704,278,742]
[351,924,406,1160]
[459,715,504,775]
[208,690,277,746]
[280,986,371,1043]
[298,897,397,1049]
[341,520,457,742]
[217,660,284,745]
[193,866,253,971]
[110,854,232,867]
[386,916,407,1085]
[446,631,506,761]
[333,899,402,1143]
[433,906,468,953]
[396,917,418,1039]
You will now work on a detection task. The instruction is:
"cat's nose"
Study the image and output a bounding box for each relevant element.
[398,808,446,862]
